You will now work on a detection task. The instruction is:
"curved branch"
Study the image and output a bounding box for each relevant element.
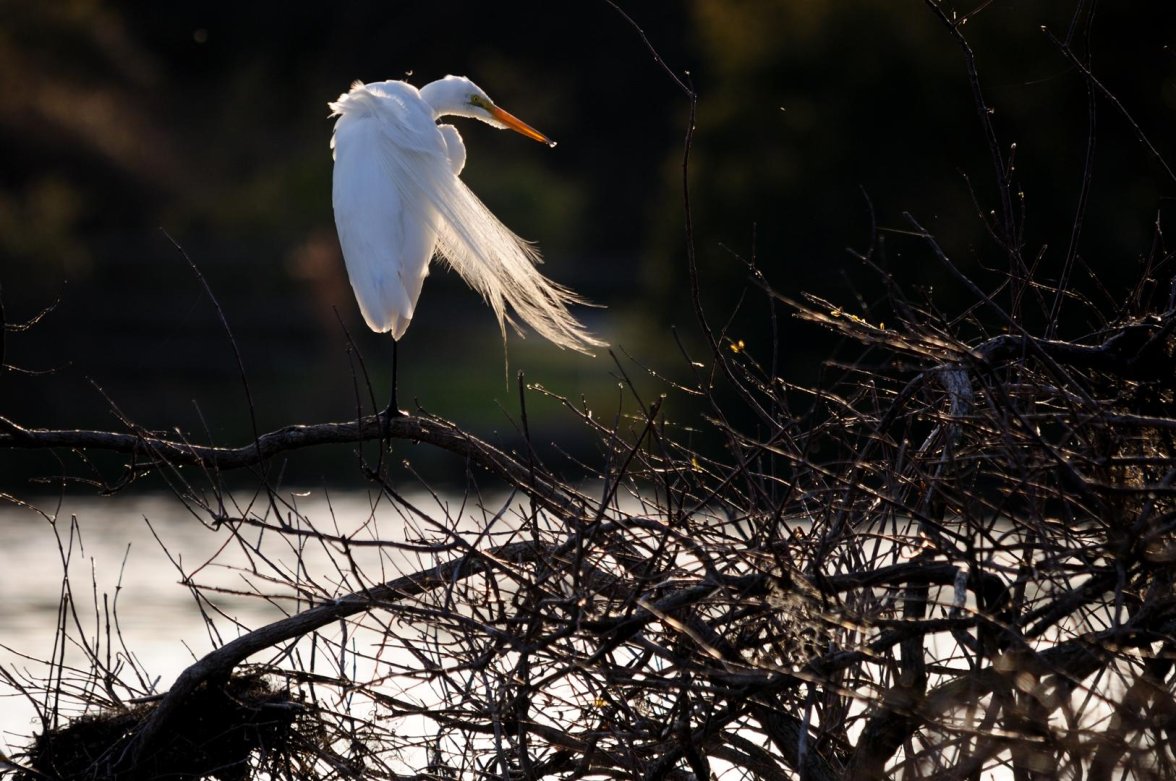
[123,539,545,771]
[0,411,591,517]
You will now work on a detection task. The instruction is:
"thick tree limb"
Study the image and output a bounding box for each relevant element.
[752,701,840,781]
[122,539,545,771]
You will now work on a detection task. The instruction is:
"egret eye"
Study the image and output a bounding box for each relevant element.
[469,94,492,110]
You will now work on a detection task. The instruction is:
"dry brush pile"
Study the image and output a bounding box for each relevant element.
[3,3,1176,779]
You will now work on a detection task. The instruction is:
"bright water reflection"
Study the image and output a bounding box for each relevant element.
[0,489,464,755]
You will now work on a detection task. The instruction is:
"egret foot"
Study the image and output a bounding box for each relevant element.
[381,394,407,436]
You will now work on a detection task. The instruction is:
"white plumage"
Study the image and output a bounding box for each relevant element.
[329,76,603,353]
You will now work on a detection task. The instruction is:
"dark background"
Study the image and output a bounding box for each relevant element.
[2,1,1174,488]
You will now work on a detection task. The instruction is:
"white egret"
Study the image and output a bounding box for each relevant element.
[329,75,604,414]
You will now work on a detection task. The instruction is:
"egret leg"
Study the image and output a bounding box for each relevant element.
[384,338,406,421]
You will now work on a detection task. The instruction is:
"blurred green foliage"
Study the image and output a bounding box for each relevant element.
[1,1,1173,487]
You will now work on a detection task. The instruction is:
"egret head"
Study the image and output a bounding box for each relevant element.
[421,75,555,147]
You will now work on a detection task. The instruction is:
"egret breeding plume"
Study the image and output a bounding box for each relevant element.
[329,75,604,413]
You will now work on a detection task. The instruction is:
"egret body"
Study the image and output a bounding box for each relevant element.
[329,76,603,410]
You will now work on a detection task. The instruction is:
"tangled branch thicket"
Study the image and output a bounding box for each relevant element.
[5,7,1176,781]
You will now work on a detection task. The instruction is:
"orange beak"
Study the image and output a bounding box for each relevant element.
[490,104,557,148]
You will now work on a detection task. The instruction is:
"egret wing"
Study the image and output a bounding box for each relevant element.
[330,81,449,338]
